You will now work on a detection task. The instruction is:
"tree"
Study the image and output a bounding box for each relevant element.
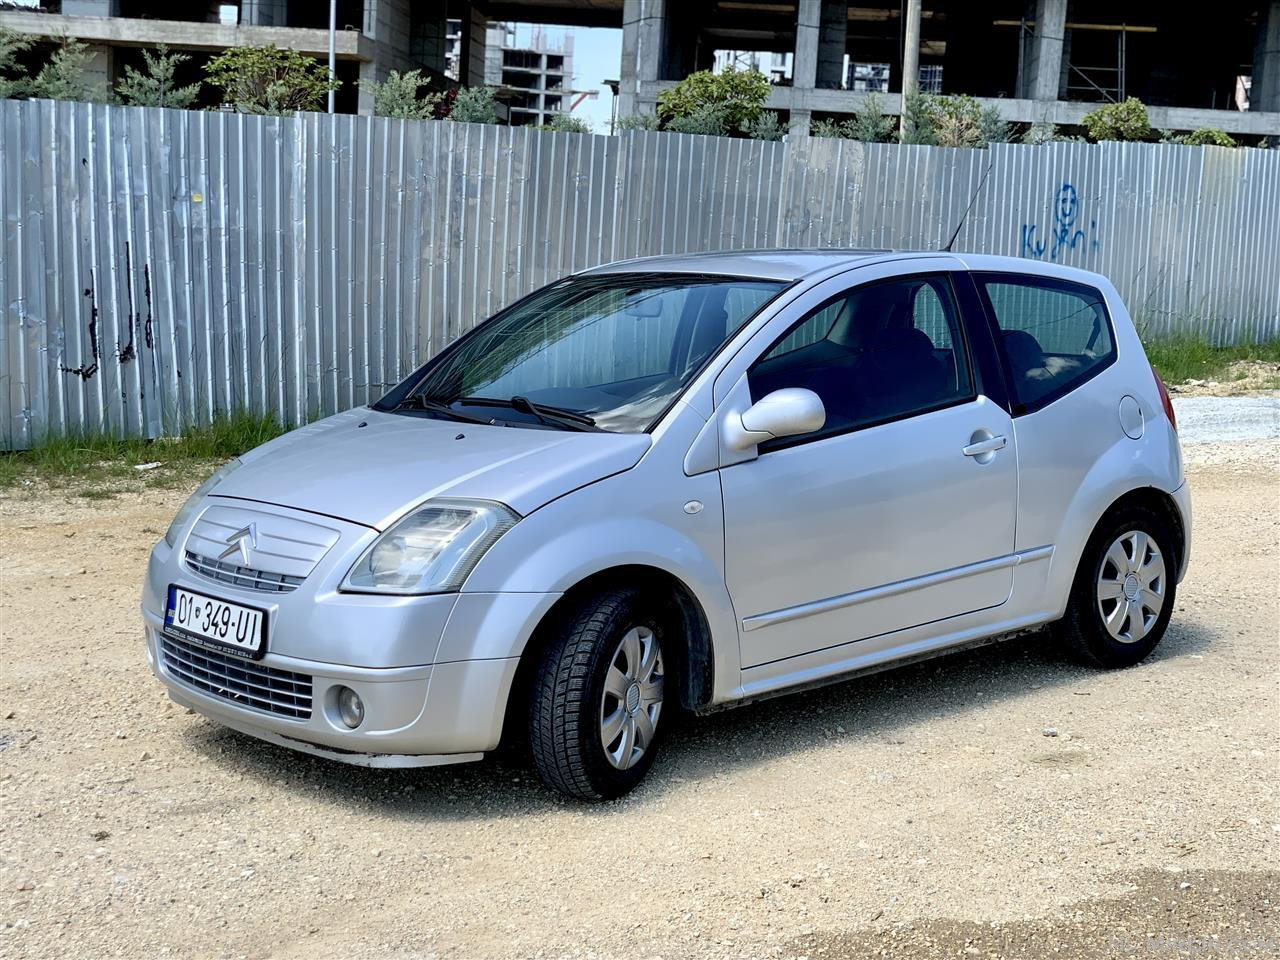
[29,38,107,102]
[204,45,337,115]
[849,92,895,142]
[1081,97,1151,142]
[898,89,937,145]
[116,46,200,108]
[448,85,498,124]
[366,68,438,119]
[978,103,1009,144]
[0,27,33,100]
[657,67,770,132]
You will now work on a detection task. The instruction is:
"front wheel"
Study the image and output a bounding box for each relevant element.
[1059,505,1178,668]
[528,587,668,800]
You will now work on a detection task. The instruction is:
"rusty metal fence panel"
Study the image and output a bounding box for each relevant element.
[2,99,1278,449]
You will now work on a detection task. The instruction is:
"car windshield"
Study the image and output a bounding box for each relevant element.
[379,272,787,433]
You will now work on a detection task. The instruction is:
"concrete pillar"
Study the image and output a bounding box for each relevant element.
[900,0,921,135]
[1253,0,1280,113]
[459,3,488,88]
[790,0,820,134]
[1024,0,1067,101]
[619,0,665,118]
[817,0,846,89]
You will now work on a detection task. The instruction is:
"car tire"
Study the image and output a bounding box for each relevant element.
[1059,504,1178,668]
[528,587,669,801]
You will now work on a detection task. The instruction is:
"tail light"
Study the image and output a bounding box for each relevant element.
[1151,363,1177,431]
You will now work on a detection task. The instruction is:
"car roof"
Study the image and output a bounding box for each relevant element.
[580,248,898,282]
[579,248,1114,290]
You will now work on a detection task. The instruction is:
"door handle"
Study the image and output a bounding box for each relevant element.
[962,433,1007,458]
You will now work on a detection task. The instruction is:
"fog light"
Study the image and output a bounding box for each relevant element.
[336,686,365,729]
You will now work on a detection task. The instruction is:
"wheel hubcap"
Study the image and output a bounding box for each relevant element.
[600,626,664,770]
[1097,530,1166,644]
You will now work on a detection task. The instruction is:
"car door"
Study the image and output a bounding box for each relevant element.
[717,263,1019,669]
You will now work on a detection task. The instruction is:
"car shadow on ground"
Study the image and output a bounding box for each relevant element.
[179,616,1213,821]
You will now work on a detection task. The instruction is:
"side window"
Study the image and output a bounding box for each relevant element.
[749,274,974,450]
[975,274,1115,412]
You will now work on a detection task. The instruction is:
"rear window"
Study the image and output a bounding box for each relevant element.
[975,274,1115,413]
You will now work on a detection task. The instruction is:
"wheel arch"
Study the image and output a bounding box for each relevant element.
[1091,486,1187,577]
[500,564,717,749]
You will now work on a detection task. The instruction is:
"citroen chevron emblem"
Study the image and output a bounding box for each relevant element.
[218,523,258,565]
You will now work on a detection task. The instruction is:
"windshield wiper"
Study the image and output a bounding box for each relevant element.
[456,396,603,432]
[396,394,497,425]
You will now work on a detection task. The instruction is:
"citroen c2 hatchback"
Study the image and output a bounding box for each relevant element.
[143,250,1190,800]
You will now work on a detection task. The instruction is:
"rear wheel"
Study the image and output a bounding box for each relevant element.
[1059,505,1177,667]
[528,587,668,800]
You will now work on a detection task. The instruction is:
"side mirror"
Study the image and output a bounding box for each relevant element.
[724,388,826,452]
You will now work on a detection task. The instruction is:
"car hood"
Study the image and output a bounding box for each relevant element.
[212,408,652,529]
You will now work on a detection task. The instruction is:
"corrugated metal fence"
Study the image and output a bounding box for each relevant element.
[2,99,1278,450]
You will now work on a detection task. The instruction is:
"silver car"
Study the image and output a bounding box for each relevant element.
[143,250,1190,800]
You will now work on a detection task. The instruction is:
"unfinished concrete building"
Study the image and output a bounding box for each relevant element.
[2,1,1277,136]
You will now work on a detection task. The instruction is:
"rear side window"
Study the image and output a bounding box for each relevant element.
[975,274,1115,413]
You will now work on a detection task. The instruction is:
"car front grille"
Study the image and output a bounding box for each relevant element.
[185,550,305,593]
[160,634,313,720]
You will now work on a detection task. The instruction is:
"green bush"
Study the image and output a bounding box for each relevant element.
[539,113,591,133]
[931,94,983,147]
[657,67,771,132]
[743,109,786,141]
[978,103,1009,144]
[366,68,437,120]
[617,112,660,131]
[810,94,892,143]
[205,45,338,115]
[1178,128,1237,148]
[116,46,200,108]
[898,90,937,145]
[0,26,33,100]
[1081,97,1151,142]
[664,102,730,136]
[448,85,499,124]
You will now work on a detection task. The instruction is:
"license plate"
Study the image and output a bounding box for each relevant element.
[164,585,267,659]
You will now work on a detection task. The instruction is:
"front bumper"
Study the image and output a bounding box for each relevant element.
[144,613,520,762]
[142,497,560,763]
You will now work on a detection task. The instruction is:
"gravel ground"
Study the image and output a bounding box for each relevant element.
[1,422,1277,959]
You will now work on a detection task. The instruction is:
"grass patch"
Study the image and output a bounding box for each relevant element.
[0,411,286,493]
[1143,336,1280,385]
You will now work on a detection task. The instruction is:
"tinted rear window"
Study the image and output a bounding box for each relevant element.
[975,274,1115,413]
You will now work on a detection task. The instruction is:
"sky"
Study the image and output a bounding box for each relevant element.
[504,23,624,134]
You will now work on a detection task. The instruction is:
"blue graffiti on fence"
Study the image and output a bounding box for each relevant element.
[1020,182,1099,260]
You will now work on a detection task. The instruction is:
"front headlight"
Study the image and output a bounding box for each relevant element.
[164,457,243,548]
[340,499,519,595]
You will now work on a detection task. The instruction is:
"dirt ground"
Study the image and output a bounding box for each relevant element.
[1,441,1277,960]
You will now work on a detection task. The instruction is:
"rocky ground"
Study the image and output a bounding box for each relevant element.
[0,404,1276,960]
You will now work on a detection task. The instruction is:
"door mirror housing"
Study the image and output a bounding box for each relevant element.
[724,388,826,452]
